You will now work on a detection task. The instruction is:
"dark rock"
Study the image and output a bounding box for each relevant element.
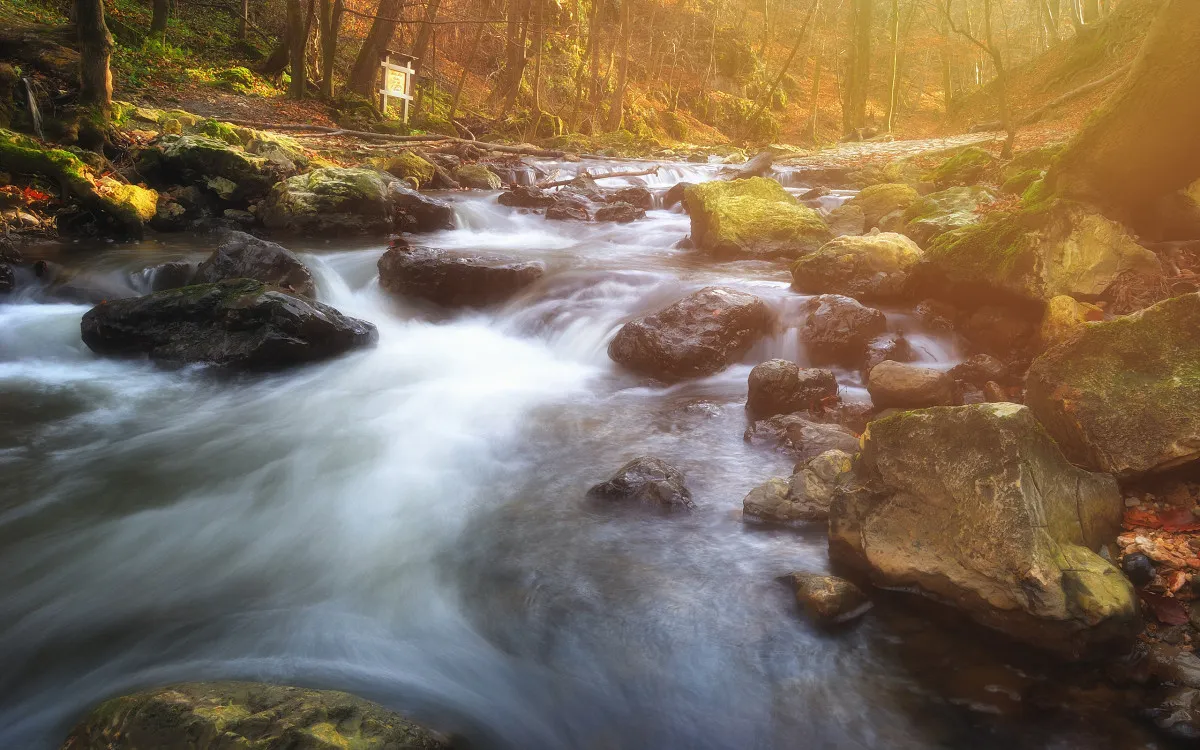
[962,305,1037,355]
[664,181,694,209]
[608,186,653,210]
[743,449,852,523]
[914,297,957,331]
[81,279,377,370]
[546,196,591,221]
[864,333,915,372]
[799,186,831,201]
[193,231,316,297]
[595,202,646,223]
[498,185,556,208]
[867,361,958,409]
[746,359,838,419]
[788,572,872,625]
[60,681,451,750]
[377,243,544,308]
[390,184,455,233]
[608,286,773,380]
[1145,687,1200,740]
[950,354,1008,387]
[744,412,859,461]
[587,456,694,511]
[983,381,1008,403]
[143,260,197,292]
[799,294,887,364]
[1122,552,1157,587]
[0,263,13,294]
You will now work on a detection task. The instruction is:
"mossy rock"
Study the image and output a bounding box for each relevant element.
[1026,292,1200,477]
[843,183,920,230]
[154,134,279,200]
[216,66,255,93]
[454,163,502,190]
[244,130,309,172]
[1000,143,1066,185]
[846,159,923,188]
[377,150,436,187]
[683,177,830,260]
[923,146,997,188]
[830,403,1137,659]
[96,177,158,225]
[901,186,995,247]
[259,167,398,234]
[791,232,922,300]
[1039,294,1103,348]
[197,118,245,146]
[157,109,200,130]
[1000,168,1044,196]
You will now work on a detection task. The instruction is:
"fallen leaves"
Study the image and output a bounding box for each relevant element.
[1141,592,1190,626]
[1121,496,1200,626]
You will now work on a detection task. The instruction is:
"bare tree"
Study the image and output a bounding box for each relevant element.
[347,0,406,98]
[941,0,1014,156]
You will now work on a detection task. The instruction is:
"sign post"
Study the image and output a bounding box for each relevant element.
[379,52,416,123]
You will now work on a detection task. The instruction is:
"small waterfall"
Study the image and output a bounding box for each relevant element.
[20,77,44,140]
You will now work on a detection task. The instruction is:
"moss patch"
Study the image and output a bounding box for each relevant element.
[845,182,920,228]
[685,177,830,259]
[924,146,997,188]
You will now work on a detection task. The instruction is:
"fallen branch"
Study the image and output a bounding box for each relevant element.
[725,150,775,180]
[536,165,660,189]
[216,120,567,157]
[971,63,1133,132]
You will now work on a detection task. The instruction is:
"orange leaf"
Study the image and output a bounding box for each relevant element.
[1142,592,1190,625]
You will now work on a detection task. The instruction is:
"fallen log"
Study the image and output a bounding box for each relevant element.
[970,63,1133,132]
[536,166,660,189]
[725,150,775,180]
[216,120,566,157]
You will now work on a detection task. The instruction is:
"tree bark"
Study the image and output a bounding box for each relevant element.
[150,0,169,42]
[448,0,489,124]
[411,0,442,73]
[750,0,820,123]
[239,0,250,39]
[489,0,530,113]
[347,0,405,98]
[317,0,344,98]
[1081,0,1100,23]
[605,0,631,131]
[287,0,307,98]
[885,0,900,132]
[1044,0,1200,225]
[845,0,872,133]
[75,0,113,116]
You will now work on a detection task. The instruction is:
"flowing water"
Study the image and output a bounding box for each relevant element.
[0,162,1153,749]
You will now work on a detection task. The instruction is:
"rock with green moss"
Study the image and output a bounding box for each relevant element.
[923,146,997,188]
[216,66,256,93]
[683,177,830,259]
[1000,169,1044,196]
[153,134,280,200]
[902,186,995,247]
[842,183,920,230]
[244,130,309,172]
[259,167,452,235]
[379,150,436,187]
[918,200,1161,307]
[59,681,450,749]
[1026,293,1200,477]
[96,177,159,227]
[829,403,1138,658]
[1039,294,1103,348]
[791,232,922,301]
[999,143,1064,193]
[454,163,502,190]
[197,118,245,146]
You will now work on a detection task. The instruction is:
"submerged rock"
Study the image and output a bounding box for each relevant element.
[59,681,451,750]
[791,232,922,301]
[1026,292,1200,477]
[193,231,315,297]
[545,195,591,221]
[829,403,1138,658]
[684,178,830,259]
[746,359,838,419]
[866,361,958,409]
[595,202,645,223]
[788,572,872,625]
[377,243,544,307]
[498,185,556,208]
[743,449,852,523]
[587,456,694,511]
[81,279,376,370]
[608,286,773,380]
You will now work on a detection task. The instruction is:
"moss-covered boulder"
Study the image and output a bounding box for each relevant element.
[454,163,502,190]
[683,177,830,259]
[259,167,402,235]
[1026,293,1200,477]
[918,200,1162,307]
[1039,294,1103,348]
[829,403,1138,658]
[244,130,310,173]
[59,681,450,749]
[842,183,920,230]
[95,177,159,227]
[152,134,280,200]
[791,232,922,301]
[902,186,994,247]
[378,150,436,187]
[924,146,997,189]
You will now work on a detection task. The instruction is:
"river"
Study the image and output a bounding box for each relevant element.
[0,161,1154,748]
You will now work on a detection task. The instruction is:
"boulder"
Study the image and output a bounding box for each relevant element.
[743,449,852,523]
[193,231,315,297]
[377,243,544,307]
[587,456,694,511]
[864,332,915,372]
[842,183,920,230]
[608,286,773,380]
[950,353,1007,387]
[454,163,503,190]
[902,186,995,247]
[788,572,873,625]
[498,185,556,208]
[1039,294,1103,348]
[663,181,694,209]
[923,146,996,189]
[960,304,1038,355]
[683,177,830,259]
[798,294,887,364]
[152,133,280,200]
[142,260,196,292]
[59,681,450,750]
[829,403,1138,658]
[1025,293,1200,477]
[608,186,653,209]
[595,202,646,223]
[826,203,867,237]
[259,167,397,234]
[743,413,860,461]
[390,184,455,233]
[546,195,591,221]
[81,279,377,370]
[746,359,838,418]
[791,232,922,300]
[867,361,958,409]
[380,150,436,187]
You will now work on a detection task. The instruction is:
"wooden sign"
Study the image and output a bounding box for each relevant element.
[379,54,416,122]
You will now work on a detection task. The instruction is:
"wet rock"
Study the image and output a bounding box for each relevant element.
[193,231,315,297]
[587,456,694,511]
[826,203,866,237]
[902,186,995,247]
[867,361,958,410]
[961,305,1037,355]
[798,294,887,364]
[608,286,773,380]
[746,359,838,419]
[663,181,693,209]
[914,297,957,331]
[608,186,653,210]
[454,163,503,190]
[143,260,197,292]
[81,279,377,370]
[798,186,830,201]
[390,184,455,233]
[842,183,920,231]
[684,178,830,259]
[950,354,1008,388]
[1040,294,1103,348]
[0,262,13,294]
[377,242,544,308]
[498,185,556,208]
[1122,552,1156,587]
[259,167,395,234]
[864,333,915,372]
[1145,687,1200,741]
[595,202,646,223]
[1026,293,1200,477]
[743,449,852,523]
[546,196,591,221]
[744,412,859,461]
[379,150,436,187]
[790,232,923,301]
[830,403,1138,658]
[60,681,451,750]
[151,133,281,201]
[788,572,872,625]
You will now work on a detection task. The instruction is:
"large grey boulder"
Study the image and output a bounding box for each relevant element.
[746,359,837,418]
[798,294,887,364]
[866,361,958,409]
[377,243,544,308]
[193,231,315,297]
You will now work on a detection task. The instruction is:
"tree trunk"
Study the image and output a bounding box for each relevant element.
[750,0,820,123]
[287,0,307,98]
[1044,0,1200,225]
[239,0,249,40]
[489,0,530,112]
[75,0,113,116]
[605,0,631,131]
[588,0,600,107]
[981,0,1014,157]
[845,0,872,132]
[317,0,343,98]
[884,0,899,132]
[1081,0,1099,23]
[941,16,953,113]
[347,0,405,98]
[411,0,442,73]
[1040,0,1059,43]
[806,44,823,141]
[150,0,169,41]
[449,0,489,124]
[528,0,544,137]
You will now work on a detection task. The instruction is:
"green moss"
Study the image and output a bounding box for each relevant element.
[379,150,435,186]
[216,66,255,93]
[98,179,159,223]
[1021,177,1056,212]
[454,163,502,190]
[846,182,919,227]
[923,146,997,188]
[197,118,244,146]
[1001,168,1044,196]
[685,177,829,257]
